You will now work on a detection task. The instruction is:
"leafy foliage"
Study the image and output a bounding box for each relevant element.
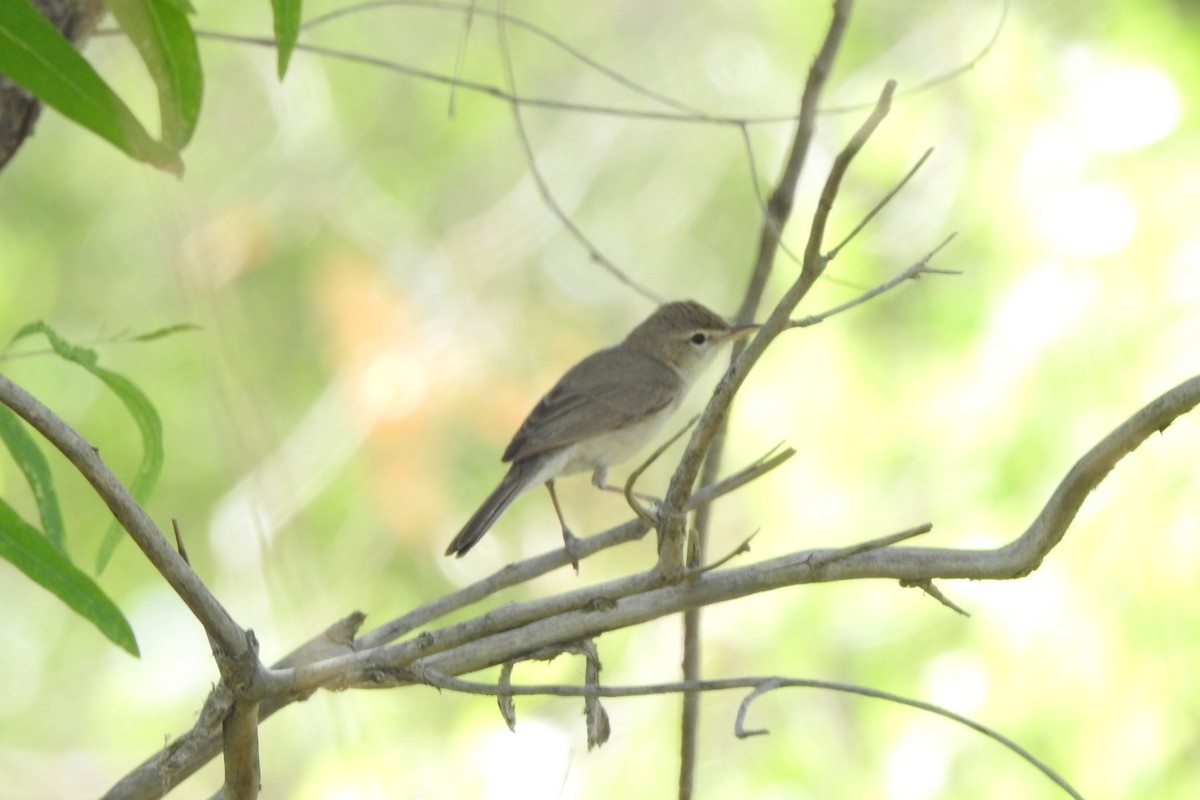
[0,322,193,654]
[0,0,305,172]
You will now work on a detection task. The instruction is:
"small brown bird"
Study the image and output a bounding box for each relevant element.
[445,300,757,558]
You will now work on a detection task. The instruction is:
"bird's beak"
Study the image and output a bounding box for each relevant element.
[718,323,760,343]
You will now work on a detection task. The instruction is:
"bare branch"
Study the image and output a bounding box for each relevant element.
[735,0,853,326]
[822,0,1010,115]
[104,372,1199,796]
[826,147,934,259]
[687,443,796,507]
[812,523,933,567]
[413,669,1082,799]
[356,443,785,653]
[624,414,698,527]
[662,72,892,576]
[789,235,958,330]
[902,578,971,617]
[220,702,261,800]
[494,4,661,303]
[305,1,713,119]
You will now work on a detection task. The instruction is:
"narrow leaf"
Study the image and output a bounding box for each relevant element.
[10,322,166,572]
[89,365,164,573]
[0,0,183,173]
[0,405,66,552]
[270,0,303,79]
[105,0,203,149]
[10,320,98,365]
[128,322,201,342]
[0,500,139,656]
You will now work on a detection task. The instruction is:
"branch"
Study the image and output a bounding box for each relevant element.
[103,372,1200,797]
[788,234,958,330]
[305,1,714,119]
[493,3,661,304]
[0,373,250,658]
[661,74,895,575]
[735,0,852,326]
[413,669,1081,799]
[682,5,859,788]
[286,375,1200,689]
[826,147,934,259]
[0,372,272,799]
[356,443,793,652]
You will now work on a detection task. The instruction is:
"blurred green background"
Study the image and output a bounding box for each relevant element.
[2,0,1199,798]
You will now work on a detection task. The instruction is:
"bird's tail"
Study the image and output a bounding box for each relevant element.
[444,462,536,557]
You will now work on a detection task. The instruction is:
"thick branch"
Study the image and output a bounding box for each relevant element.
[289,373,1200,685]
[103,372,1200,798]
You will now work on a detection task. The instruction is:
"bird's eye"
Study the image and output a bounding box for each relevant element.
[690,332,708,345]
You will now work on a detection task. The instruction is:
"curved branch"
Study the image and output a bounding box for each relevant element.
[101,372,1197,798]
[270,372,1200,691]
[415,669,1081,799]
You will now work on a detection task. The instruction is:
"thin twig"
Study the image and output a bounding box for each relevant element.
[414,668,1082,799]
[687,531,757,576]
[827,147,934,259]
[493,2,661,303]
[624,414,699,526]
[902,578,971,617]
[688,443,795,507]
[821,0,1010,115]
[789,234,958,329]
[801,79,897,279]
[809,523,933,567]
[445,0,478,117]
[172,518,190,564]
[196,31,732,124]
[303,1,714,119]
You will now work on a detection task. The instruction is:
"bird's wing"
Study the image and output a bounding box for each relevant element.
[502,347,681,463]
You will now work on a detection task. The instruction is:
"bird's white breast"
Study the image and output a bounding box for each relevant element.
[558,395,682,475]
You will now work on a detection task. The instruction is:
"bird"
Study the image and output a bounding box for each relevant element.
[445,300,758,558]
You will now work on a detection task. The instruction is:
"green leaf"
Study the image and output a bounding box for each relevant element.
[128,322,201,342]
[158,0,196,13]
[0,499,139,656]
[0,0,183,173]
[105,0,204,150]
[10,321,98,367]
[10,320,98,365]
[270,0,303,79]
[0,405,66,552]
[89,365,164,573]
[10,322,165,573]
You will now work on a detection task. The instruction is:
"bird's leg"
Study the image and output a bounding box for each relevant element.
[545,480,581,573]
